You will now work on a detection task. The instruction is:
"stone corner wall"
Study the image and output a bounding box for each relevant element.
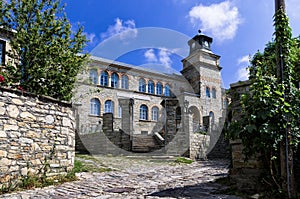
[229,139,265,193]
[0,87,75,187]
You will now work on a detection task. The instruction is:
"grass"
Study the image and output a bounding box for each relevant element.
[174,157,193,164]
[0,155,112,194]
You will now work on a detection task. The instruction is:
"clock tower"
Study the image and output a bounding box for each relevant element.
[188,31,213,54]
[181,31,223,128]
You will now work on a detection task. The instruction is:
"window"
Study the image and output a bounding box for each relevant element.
[156,82,162,95]
[105,100,114,114]
[164,84,170,96]
[121,75,129,89]
[139,78,146,92]
[111,73,119,88]
[118,105,122,118]
[0,40,5,65]
[89,69,98,84]
[140,105,148,120]
[90,98,100,116]
[151,106,159,121]
[209,111,214,124]
[206,87,211,98]
[148,80,154,94]
[100,71,108,86]
[212,88,216,98]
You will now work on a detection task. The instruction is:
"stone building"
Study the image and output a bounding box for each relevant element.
[74,33,228,159]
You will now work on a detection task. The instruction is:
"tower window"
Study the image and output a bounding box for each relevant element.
[140,105,148,120]
[100,71,109,86]
[90,98,100,116]
[206,87,211,98]
[212,88,216,98]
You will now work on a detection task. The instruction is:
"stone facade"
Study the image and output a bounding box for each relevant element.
[228,80,265,192]
[0,87,75,187]
[74,33,228,159]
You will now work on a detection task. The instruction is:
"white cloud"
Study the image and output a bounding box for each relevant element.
[143,48,173,69]
[158,48,172,68]
[237,55,250,65]
[144,49,158,62]
[84,32,96,44]
[101,18,138,41]
[236,67,249,81]
[188,1,242,42]
[236,55,250,81]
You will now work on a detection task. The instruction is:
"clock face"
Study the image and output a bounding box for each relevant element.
[204,41,209,48]
[191,42,196,49]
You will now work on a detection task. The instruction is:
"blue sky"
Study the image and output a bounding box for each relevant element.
[63,0,300,88]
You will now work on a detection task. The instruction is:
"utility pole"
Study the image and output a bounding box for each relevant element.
[274,0,295,198]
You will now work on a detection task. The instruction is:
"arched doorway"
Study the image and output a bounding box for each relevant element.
[189,106,201,133]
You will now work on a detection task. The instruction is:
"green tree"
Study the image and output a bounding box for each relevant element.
[0,0,89,101]
[228,7,300,196]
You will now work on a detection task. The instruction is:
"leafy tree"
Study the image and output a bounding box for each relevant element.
[227,7,300,195]
[0,0,89,101]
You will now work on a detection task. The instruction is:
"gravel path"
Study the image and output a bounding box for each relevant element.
[0,155,243,199]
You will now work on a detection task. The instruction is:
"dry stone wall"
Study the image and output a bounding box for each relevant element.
[0,87,75,187]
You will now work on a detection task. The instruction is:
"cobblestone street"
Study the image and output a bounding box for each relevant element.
[0,156,242,199]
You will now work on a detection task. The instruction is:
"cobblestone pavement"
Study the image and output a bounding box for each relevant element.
[0,155,243,199]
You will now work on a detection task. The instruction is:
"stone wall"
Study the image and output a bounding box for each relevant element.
[229,140,264,192]
[0,87,75,187]
[228,81,264,193]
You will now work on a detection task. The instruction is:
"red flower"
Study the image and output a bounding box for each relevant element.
[0,75,4,83]
[17,85,25,91]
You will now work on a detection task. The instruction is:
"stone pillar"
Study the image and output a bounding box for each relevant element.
[165,99,178,143]
[103,113,113,134]
[118,98,134,135]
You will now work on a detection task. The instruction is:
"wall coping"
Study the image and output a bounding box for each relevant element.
[0,86,72,108]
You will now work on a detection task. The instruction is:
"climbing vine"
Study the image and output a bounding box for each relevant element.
[227,6,300,196]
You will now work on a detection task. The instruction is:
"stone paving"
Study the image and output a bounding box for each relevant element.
[0,155,243,199]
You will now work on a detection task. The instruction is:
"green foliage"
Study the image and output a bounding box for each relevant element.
[227,6,300,193]
[174,157,193,164]
[0,0,89,101]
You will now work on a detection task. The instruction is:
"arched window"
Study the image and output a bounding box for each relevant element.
[104,100,114,114]
[89,69,98,84]
[156,82,162,95]
[206,87,211,98]
[111,73,119,88]
[140,105,148,120]
[164,84,170,96]
[151,106,159,121]
[209,111,214,124]
[139,78,146,92]
[212,88,216,98]
[100,71,108,86]
[90,98,100,116]
[121,75,129,89]
[148,80,154,94]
